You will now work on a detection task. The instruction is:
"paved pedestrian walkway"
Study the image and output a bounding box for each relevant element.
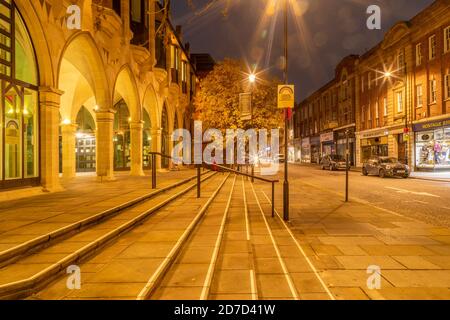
[256,176,450,300]
[0,169,199,253]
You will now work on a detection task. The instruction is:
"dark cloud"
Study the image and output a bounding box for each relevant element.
[172,0,434,101]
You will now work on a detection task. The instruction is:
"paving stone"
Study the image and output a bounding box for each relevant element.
[257,274,294,298]
[382,270,450,287]
[335,256,405,270]
[392,256,441,270]
[211,270,252,294]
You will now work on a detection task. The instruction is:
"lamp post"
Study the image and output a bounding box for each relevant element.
[282,0,290,222]
[383,61,409,166]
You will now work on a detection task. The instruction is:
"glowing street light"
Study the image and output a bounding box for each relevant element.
[249,73,257,83]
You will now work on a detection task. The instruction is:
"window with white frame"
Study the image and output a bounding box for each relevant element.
[361,106,365,125]
[430,78,437,103]
[383,97,388,117]
[396,92,403,113]
[416,43,423,66]
[397,50,405,73]
[375,101,379,119]
[416,84,423,108]
[429,35,436,60]
[445,27,450,53]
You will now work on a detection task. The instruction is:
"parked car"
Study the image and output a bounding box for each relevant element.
[320,155,350,171]
[362,157,410,178]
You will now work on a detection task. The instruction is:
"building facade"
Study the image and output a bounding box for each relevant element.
[294,55,358,165]
[0,0,200,192]
[294,0,450,173]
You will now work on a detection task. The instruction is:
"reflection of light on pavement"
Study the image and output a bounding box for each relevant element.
[385,187,440,198]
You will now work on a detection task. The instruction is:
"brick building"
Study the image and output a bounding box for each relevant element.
[294,0,450,172]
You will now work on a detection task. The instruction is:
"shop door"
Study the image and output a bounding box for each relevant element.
[397,135,406,164]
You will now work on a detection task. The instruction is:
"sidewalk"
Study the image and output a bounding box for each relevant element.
[0,169,198,253]
[291,162,450,183]
[257,177,450,300]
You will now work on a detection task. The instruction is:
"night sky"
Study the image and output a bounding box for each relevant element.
[172,0,435,102]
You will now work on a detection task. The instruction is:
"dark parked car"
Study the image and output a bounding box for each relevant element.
[320,155,350,171]
[362,157,410,178]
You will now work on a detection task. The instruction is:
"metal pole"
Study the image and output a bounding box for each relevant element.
[283,0,290,222]
[152,153,156,189]
[404,61,409,166]
[197,165,201,198]
[345,131,349,202]
[251,165,254,183]
[272,182,275,218]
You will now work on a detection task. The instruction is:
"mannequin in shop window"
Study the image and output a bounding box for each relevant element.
[434,141,442,164]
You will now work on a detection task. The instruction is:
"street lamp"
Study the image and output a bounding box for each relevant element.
[249,74,256,83]
[282,0,290,222]
[383,64,409,166]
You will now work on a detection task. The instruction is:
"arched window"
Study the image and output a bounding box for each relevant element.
[113,100,131,170]
[0,3,39,187]
[75,107,96,173]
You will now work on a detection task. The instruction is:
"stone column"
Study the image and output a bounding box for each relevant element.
[151,128,162,169]
[39,87,64,192]
[96,110,115,181]
[61,124,77,179]
[130,121,145,176]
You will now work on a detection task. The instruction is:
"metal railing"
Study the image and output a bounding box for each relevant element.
[148,152,279,217]
[199,162,279,217]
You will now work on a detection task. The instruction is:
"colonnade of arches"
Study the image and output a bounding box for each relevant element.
[4,1,188,190]
[57,33,184,179]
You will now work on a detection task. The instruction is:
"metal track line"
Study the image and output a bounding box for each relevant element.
[242,176,258,300]
[200,175,237,300]
[260,190,335,300]
[249,181,299,300]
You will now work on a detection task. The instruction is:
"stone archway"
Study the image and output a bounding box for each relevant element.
[113,66,143,176]
[12,0,59,191]
[143,84,162,169]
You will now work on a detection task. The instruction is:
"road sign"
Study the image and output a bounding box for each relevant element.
[240,93,252,121]
[278,85,295,109]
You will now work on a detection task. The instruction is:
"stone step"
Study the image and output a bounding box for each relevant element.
[0,171,213,268]
[26,174,230,300]
[0,172,219,299]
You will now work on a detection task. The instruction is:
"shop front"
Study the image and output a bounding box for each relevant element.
[359,129,389,164]
[310,136,320,164]
[414,117,450,171]
[320,132,335,158]
[301,137,310,163]
[293,138,302,163]
[335,127,356,166]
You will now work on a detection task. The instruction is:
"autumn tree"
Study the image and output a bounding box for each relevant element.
[194,59,284,132]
